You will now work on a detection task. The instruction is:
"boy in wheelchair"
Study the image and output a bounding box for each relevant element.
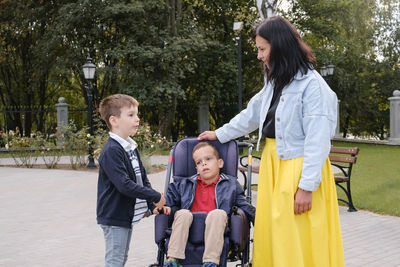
[154,142,255,267]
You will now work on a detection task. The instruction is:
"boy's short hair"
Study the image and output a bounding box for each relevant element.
[192,142,220,159]
[99,94,138,129]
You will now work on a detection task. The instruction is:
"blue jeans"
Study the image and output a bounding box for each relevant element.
[101,225,132,267]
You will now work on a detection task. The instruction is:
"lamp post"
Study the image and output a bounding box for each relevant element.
[321,62,340,138]
[234,21,244,152]
[82,55,97,169]
[233,21,243,113]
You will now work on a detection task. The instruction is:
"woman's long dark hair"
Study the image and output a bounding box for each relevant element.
[255,16,316,92]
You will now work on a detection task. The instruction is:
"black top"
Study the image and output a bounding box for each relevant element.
[96,138,161,228]
[262,87,282,138]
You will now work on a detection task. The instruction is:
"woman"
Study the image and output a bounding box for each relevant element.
[198,16,344,267]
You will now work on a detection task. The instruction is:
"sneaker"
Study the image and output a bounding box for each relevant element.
[165,259,182,267]
[202,262,217,267]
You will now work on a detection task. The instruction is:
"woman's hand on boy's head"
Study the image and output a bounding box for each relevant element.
[153,206,171,215]
[198,131,217,141]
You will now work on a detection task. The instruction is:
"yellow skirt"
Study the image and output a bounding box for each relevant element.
[252,139,344,267]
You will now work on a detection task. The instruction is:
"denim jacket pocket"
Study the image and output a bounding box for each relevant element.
[282,94,304,139]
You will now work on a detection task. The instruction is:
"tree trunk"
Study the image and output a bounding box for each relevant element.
[158,96,177,138]
[37,78,47,132]
[157,0,181,139]
[198,95,210,133]
[24,92,33,137]
[343,114,350,138]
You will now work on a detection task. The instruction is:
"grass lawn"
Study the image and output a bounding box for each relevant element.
[332,141,400,216]
[243,141,400,216]
[2,140,398,216]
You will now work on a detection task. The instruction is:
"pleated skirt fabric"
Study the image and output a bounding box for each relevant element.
[252,138,344,267]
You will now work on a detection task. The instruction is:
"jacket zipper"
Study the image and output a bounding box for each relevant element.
[188,177,196,210]
[215,174,227,209]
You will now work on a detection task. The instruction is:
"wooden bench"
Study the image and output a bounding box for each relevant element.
[329,146,359,212]
[239,146,359,212]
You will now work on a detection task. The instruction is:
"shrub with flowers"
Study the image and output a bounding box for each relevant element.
[3,129,64,168]
[36,133,63,169]
[62,122,91,169]
[134,123,171,155]
[6,129,40,167]
[0,131,7,148]
[0,119,171,170]
[91,118,171,157]
[130,123,171,171]
[91,116,109,161]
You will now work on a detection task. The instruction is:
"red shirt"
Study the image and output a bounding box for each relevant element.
[190,175,219,213]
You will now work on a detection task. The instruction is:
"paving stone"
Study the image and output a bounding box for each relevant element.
[1,160,399,267]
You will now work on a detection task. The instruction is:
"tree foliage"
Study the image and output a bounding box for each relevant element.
[0,0,65,135]
[0,0,399,140]
[285,0,400,139]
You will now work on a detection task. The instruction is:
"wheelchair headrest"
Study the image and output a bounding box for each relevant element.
[172,137,238,181]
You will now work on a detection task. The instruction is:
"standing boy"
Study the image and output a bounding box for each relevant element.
[155,142,255,267]
[97,94,166,267]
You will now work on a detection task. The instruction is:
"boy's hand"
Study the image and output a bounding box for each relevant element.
[153,206,171,215]
[198,131,217,140]
[294,188,312,215]
[154,193,166,209]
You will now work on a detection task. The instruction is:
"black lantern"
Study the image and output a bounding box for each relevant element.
[326,63,335,76]
[320,63,335,85]
[320,63,335,78]
[82,55,97,169]
[82,57,96,80]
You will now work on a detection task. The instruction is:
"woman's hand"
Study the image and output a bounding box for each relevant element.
[294,188,312,215]
[153,206,171,215]
[198,131,217,141]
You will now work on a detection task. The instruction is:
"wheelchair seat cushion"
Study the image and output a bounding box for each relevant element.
[188,212,207,244]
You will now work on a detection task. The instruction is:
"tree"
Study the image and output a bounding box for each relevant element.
[0,0,65,135]
[172,0,260,139]
[367,0,400,138]
[2,0,398,140]
[285,0,383,138]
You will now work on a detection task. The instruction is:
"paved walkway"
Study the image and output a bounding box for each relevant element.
[0,159,399,266]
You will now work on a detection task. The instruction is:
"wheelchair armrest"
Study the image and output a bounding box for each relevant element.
[188,212,207,244]
[230,207,250,252]
[155,214,169,244]
[154,206,180,244]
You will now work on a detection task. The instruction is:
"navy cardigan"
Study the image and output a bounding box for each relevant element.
[96,138,161,228]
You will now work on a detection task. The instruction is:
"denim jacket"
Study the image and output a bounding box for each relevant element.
[215,69,337,191]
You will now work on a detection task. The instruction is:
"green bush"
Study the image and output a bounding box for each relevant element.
[2,120,172,170]
[92,119,172,157]
[36,133,63,169]
[7,130,40,167]
[61,122,91,169]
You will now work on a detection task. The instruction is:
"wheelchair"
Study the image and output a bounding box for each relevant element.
[150,137,255,267]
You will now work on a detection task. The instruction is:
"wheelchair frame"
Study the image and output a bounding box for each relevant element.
[150,139,255,267]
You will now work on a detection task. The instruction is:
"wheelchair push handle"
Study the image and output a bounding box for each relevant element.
[237,141,254,151]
